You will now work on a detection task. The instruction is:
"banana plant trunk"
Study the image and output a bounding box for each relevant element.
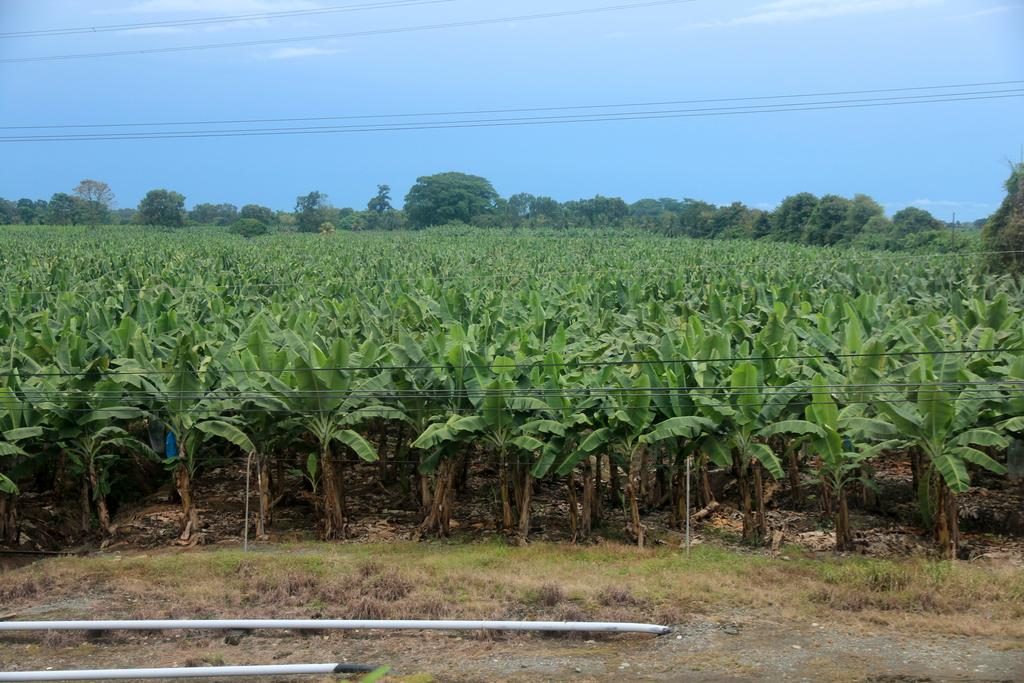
[753,465,768,541]
[735,457,756,543]
[87,457,114,537]
[418,457,456,537]
[79,477,91,534]
[581,457,596,538]
[517,470,533,540]
[257,459,272,537]
[567,472,581,542]
[626,447,645,548]
[698,451,715,509]
[787,446,803,507]
[320,444,346,540]
[609,459,621,507]
[835,486,853,551]
[498,446,514,532]
[174,463,201,543]
[934,477,959,560]
[0,492,17,544]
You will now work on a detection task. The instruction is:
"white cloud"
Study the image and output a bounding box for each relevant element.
[263,46,342,59]
[908,198,992,208]
[678,0,941,30]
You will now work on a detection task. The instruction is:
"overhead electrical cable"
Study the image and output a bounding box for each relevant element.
[3,80,1020,131]
[0,0,461,39]
[2,91,1021,142]
[0,0,699,64]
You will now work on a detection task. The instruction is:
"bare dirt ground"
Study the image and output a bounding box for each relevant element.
[2,615,1023,682]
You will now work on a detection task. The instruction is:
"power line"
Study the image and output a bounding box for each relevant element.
[0,0,460,39]
[0,0,699,64]
[3,347,1020,378]
[4,79,1020,131]
[4,92,1019,142]
[3,92,1020,142]
[5,88,1023,139]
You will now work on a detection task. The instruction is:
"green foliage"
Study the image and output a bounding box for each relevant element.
[0,226,1020,549]
[404,172,498,228]
[228,218,270,238]
[190,203,238,226]
[137,189,187,228]
[295,191,331,233]
[239,204,276,225]
[983,163,1024,272]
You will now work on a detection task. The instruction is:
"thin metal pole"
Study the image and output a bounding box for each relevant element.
[0,663,376,681]
[685,454,691,556]
[0,619,672,635]
[243,450,253,553]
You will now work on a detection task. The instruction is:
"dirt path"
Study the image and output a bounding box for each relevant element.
[2,614,1022,682]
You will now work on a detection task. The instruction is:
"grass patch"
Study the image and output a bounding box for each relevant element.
[3,541,1022,637]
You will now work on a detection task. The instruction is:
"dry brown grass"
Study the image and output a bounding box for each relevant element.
[2,540,1022,638]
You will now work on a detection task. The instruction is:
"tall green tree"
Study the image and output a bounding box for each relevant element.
[404,172,498,228]
[137,189,187,228]
[73,180,114,225]
[983,163,1024,272]
[190,203,238,226]
[239,204,276,225]
[295,191,331,233]
[770,193,818,243]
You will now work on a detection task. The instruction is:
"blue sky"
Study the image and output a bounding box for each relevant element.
[1,0,1022,220]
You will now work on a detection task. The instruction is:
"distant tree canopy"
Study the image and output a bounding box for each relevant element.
[983,163,1024,272]
[367,184,393,214]
[229,217,271,238]
[0,170,994,254]
[137,189,187,228]
[73,179,115,225]
[404,172,498,228]
[190,203,238,226]
[47,193,87,226]
[239,204,276,225]
[295,191,331,233]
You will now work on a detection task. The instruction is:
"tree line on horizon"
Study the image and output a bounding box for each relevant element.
[2,169,1019,257]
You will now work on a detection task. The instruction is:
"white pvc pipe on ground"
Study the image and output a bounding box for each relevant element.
[0,663,365,681]
[0,618,671,635]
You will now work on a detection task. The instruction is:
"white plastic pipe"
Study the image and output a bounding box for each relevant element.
[0,618,671,635]
[0,663,366,681]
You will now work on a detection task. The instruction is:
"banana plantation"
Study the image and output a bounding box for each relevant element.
[1,226,1022,559]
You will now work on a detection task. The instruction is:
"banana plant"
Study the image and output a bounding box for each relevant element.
[29,373,148,538]
[523,352,595,541]
[697,362,824,544]
[995,355,1024,481]
[0,383,44,544]
[873,357,1008,558]
[389,323,476,536]
[116,336,255,544]
[556,369,659,546]
[271,336,389,540]
[412,354,547,537]
[801,375,899,550]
